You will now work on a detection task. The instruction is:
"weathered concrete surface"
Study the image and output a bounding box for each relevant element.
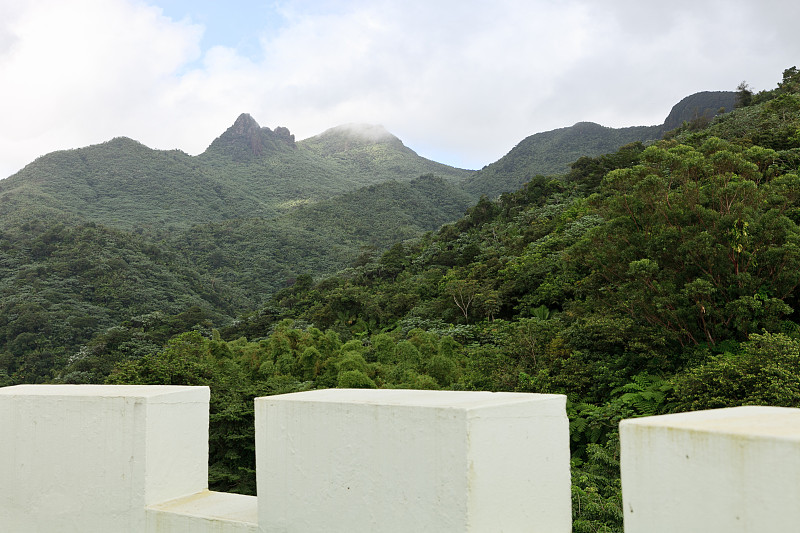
[146,490,258,533]
[621,405,800,533]
[256,388,571,533]
[0,384,209,533]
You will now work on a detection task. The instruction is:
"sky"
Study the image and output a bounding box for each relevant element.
[1,0,799,179]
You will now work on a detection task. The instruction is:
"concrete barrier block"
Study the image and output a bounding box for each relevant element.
[621,405,800,533]
[0,384,209,533]
[255,389,571,533]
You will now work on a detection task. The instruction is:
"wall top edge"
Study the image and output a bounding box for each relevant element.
[620,405,800,440]
[256,388,565,409]
[0,384,210,401]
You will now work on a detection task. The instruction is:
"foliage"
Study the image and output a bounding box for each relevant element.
[672,332,800,411]
[571,441,623,533]
[462,122,662,199]
[2,116,471,231]
[2,67,800,530]
[0,221,228,383]
[580,139,800,347]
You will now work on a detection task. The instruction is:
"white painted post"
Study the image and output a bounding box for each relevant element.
[255,389,571,533]
[620,405,800,533]
[0,384,210,533]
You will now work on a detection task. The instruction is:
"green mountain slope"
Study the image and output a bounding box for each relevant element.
[0,219,235,383]
[0,172,472,384]
[463,91,736,199]
[463,122,661,198]
[0,137,236,230]
[0,114,472,231]
[0,86,758,392]
[299,123,472,185]
[171,174,473,307]
[0,114,476,384]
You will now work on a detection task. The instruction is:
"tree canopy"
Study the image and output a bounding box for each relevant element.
[2,68,799,532]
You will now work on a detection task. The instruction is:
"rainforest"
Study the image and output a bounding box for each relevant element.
[2,68,799,532]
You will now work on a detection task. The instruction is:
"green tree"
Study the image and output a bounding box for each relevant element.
[672,332,800,410]
[735,81,753,108]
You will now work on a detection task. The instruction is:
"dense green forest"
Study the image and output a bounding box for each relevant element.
[0,90,720,386]
[1,69,794,531]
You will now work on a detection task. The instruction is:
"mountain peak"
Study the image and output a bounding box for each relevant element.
[324,123,397,143]
[230,113,262,135]
[661,91,737,132]
[300,123,406,157]
[203,113,296,161]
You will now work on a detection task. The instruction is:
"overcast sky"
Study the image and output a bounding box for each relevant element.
[1,0,799,178]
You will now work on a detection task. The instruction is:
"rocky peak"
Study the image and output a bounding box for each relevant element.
[204,114,296,160]
[273,126,296,146]
[229,113,262,137]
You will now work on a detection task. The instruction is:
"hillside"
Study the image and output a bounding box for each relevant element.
[0,88,751,390]
[0,114,471,231]
[0,115,477,385]
[299,123,471,185]
[170,174,473,307]
[463,122,661,198]
[0,220,235,383]
[0,93,736,231]
[0,137,230,230]
[463,91,736,198]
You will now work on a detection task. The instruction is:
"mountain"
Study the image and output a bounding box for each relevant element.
[0,115,477,384]
[0,114,471,231]
[462,122,661,198]
[462,91,737,198]
[196,114,471,214]
[202,113,297,161]
[0,137,231,230]
[661,91,737,131]
[0,88,747,386]
[0,92,735,229]
[299,123,471,185]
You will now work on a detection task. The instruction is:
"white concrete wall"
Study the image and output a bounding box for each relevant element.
[0,384,209,533]
[17,385,800,533]
[620,405,800,533]
[255,389,572,533]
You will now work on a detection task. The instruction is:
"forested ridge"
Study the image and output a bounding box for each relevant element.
[1,69,796,531]
[0,89,723,385]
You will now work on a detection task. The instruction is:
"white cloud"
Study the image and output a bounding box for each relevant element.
[1,0,800,178]
[0,0,201,176]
